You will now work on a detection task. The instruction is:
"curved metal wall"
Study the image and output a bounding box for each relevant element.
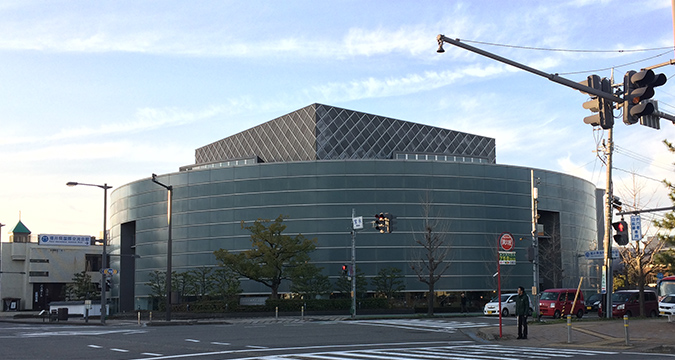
[109,160,597,307]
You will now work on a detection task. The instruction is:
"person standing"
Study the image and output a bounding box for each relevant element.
[515,286,529,339]
[460,293,468,313]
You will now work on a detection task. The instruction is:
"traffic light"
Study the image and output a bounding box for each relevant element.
[623,69,667,125]
[611,196,622,212]
[341,264,348,276]
[581,75,614,129]
[374,213,386,233]
[384,213,393,233]
[612,220,629,246]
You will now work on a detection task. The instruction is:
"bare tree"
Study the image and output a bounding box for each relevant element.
[483,235,516,289]
[617,172,668,316]
[539,229,564,289]
[409,195,451,316]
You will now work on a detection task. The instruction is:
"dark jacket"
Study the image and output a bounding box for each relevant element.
[515,292,530,316]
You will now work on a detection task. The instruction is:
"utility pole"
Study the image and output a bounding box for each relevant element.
[603,128,614,318]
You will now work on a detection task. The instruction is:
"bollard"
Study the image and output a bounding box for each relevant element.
[624,315,630,345]
[138,311,141,326]
[566,315,572,343]
[301,305,304,320]
[149,311,152,323]
[275,306,279,320]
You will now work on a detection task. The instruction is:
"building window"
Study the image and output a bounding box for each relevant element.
[29,271,49,277]
[29,259,49,263]
[86,254,103,272]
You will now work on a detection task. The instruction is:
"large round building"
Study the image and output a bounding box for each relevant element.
[109,103,599,312]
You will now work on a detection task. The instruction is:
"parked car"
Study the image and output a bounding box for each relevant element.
[483,293,533,317]
[658,293,675,316]
[599,290,658,318]
[539,288,585,319]
[585,293,602,313]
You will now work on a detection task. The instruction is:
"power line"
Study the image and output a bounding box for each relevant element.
[559,50,674,76]
[614,145,675,172]
[613,166,675,189]
[458,39,674,53]
[456,38,675,76]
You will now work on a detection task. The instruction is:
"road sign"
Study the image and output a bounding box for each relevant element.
[499,232,514,251]
[499,251,516,265]
[100,268,118,275]
[630,215,642,241]
[352,216,363,230]
[584,249,619,259]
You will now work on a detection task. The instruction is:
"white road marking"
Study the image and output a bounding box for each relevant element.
[211,341,231,345]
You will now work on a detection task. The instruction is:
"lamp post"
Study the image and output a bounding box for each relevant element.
[66,181,112,325]
[151,173,173,321]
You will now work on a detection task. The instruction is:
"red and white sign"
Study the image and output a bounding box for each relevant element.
[499,232,514,251]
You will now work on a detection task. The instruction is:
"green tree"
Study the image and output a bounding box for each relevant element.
[172,271,194,301]
[65,271,99,301]
[211,267,242,302]
[372,267,405,300]
[335,267,367,298]
[187,266,214,299]
[145,270,166,309]
[213,215,317,299]
[289,263,331,299]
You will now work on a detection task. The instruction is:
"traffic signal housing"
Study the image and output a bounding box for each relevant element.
[581,75,614,129]
[341,264,348,276]
[612,220,629,246]
[384,213,393,233]
[374,213,386,233]
[623,69,667,125]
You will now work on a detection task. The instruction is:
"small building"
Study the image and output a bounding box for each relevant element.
[0,220,101,311]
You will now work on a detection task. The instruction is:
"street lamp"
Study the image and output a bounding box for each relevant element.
[151,173,173,321]
[66,181,112,325]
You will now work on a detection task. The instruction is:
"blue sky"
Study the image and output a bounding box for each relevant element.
[1,0,674,237]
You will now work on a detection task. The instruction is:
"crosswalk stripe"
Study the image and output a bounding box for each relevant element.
[236,344,621,360]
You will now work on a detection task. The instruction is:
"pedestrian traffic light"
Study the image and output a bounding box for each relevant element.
[374,213,386,233]
[581,75,614,129]
[341,264,348,276]
[612,220,629,246]
[623,69,667,125]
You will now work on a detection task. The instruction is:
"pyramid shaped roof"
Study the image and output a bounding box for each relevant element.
[10,220,31,234]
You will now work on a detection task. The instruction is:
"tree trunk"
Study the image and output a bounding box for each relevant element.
[427,280,434,316]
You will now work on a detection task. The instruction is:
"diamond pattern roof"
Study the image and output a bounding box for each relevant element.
[195,103,495,164]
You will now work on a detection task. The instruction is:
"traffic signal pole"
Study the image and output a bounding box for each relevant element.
[436,35,623,104]
[351,209,357,319]
[436,34,624,317]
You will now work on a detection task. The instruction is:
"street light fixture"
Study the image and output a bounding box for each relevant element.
[66,181,112,325]
[151,173,173,322]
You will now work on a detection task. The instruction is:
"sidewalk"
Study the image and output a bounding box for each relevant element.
[471,316,675,355]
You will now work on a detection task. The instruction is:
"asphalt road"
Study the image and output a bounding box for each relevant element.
[0,316,670,360]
